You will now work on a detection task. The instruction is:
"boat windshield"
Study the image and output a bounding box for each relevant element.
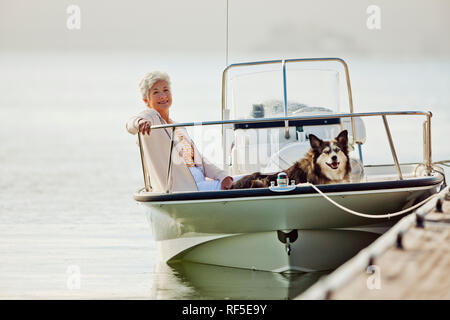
[225,60,351,121]
[222,60,355,175]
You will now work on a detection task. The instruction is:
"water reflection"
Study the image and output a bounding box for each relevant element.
[148,228,387,299]
[151,261,331,300]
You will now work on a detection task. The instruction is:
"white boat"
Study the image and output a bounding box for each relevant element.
[133,58,444,273]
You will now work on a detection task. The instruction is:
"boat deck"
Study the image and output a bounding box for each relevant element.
[297,185,450,300]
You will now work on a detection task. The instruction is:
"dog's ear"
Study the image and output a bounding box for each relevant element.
[309,134,323,149]
[335,130,348,147]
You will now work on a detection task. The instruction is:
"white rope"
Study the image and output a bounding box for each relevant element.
[299,182,440,219]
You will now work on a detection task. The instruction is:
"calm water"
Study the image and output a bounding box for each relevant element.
[0,52,448,299]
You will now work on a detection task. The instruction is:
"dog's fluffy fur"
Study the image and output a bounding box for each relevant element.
[231,130,351,189]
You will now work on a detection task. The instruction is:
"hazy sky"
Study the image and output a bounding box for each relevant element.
[1,0,449,59]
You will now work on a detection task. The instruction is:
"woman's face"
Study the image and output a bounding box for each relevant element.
[145,80,172,111]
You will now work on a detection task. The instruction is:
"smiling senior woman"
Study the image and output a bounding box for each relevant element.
[126,71,233,192]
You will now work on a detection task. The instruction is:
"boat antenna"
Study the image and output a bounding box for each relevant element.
[226,0,229,66]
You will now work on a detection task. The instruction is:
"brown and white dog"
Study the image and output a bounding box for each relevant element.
[231,130,351,189]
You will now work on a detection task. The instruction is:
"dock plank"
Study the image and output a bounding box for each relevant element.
[331,199,450,300]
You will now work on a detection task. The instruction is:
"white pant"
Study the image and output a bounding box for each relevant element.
[189,166,246,191]
[189,166,222,191]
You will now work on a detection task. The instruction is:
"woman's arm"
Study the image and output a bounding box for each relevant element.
[125,110,160,135]
[201,156,233,189]
[126,116,145,135]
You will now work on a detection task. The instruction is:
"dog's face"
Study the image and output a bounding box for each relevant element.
[309,130,349,181]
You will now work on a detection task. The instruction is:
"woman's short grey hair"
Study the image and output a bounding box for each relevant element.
[139,71,171,100]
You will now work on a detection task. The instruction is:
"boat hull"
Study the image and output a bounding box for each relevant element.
[162,229,381,272]
[143,184,437,239]
[139,179,441,272]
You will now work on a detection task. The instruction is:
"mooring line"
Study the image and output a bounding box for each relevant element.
[300,182,441,219]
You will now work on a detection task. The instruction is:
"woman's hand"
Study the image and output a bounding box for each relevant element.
[221,176,234,190]
[138,119,152,135]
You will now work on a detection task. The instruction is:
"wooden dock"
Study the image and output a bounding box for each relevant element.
[298,185,450,300]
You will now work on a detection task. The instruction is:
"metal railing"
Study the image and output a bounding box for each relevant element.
[138,110,432,193]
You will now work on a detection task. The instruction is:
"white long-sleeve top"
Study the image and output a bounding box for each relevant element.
[126,108,228,193]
